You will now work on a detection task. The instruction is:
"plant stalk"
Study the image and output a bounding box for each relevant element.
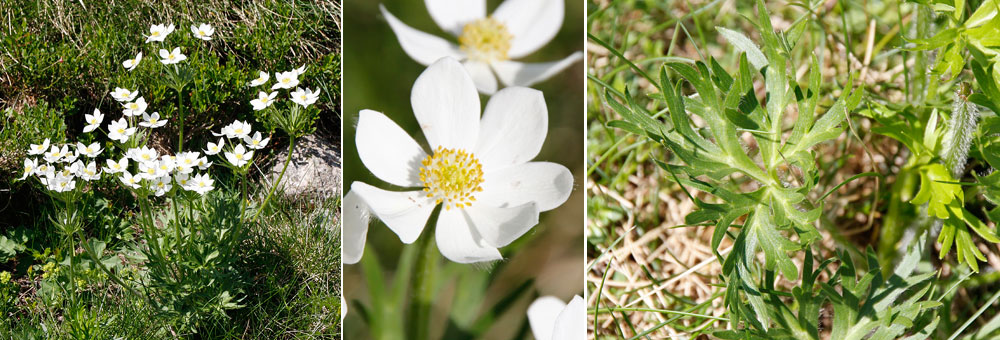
[408,226,439,340]
[251,136,297,222]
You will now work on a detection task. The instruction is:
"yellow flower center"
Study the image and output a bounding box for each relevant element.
[419,146,484,210]
[459,18,513,63]
[199,30,205,36]
[282,78,290,84]
[152,32,160,37]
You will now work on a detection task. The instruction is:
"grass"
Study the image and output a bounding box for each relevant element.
[587,0,1000,338]
[0,0,341,337]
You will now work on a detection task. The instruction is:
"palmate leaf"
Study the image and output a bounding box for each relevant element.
[911,163,963,219]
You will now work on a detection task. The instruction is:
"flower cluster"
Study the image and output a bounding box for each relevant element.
[247,65,320,110]
[208,120,269,170]
[124,22,215,71]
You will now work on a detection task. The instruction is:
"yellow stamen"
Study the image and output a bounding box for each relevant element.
[419,146,485,210]
[459,18,513,63]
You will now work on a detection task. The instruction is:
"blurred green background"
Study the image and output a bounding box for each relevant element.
[343,0,585,338]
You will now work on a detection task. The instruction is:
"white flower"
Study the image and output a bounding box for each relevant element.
[36,163,54,178]
[271,70,300,90]
[191,23,214,40]
[250,91,278,111]
[107,118,137,143]
[19,158,38,180]
[249,71,269,87]
[48,172,76,193]
[104,158,128,174]
[145,24,175,43]
[77,161,101,181]
[119,171,141,189]
[138,161,167,180]
[174,152,200,172]
[380,0,582,94]
[216,120,253,139]
[76,142,102,158]
[289,87,320,108]
[344,58,573,264]
[28,138,51,155]
[123,52,142,71]
[243,131,269,150]
[205,138,225,155]
[158,47,187,64]
[196,157,212,170]
[185,173,214,194]
[292,65,307,76]
[43,145,71,163]
[128,146,159,163]
[174,173,190,187]
[139,112,167,128]
[150,175,172,196]
[123,97,148,116]
[157,156,177,174]
[84,109,104,133]
[224,144,253,168]
[527,295,585,340]
[111,87,139,102]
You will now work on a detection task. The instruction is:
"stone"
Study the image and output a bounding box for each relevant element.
[267,134,341,200]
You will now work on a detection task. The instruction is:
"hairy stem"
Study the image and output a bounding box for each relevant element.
[941,86,979,178]
[408,225,438,340]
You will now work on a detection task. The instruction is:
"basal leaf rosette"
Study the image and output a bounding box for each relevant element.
[381,0,582,94]
[344,57,573,264]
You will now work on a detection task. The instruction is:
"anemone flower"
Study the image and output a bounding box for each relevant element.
[146,24,175,43]
[243,132,270,150]
[224,144,253,168]
[205,138,225,155]
[139,112,167,128]
[28,138,51,155]
[84,109,104,133]
[123,52,142,71]
[111,88,139,102]
[108,118,137,144]
[527,295,585,340]
[381,0,582,94]
[191,23,215,40]
[185,173,215,194]
[159,47,187,65]
[344,57,573,264]
[122,97,148,117]
[104,158,128,174]
[249,71,269,87]
[271,69,301,90]
[76,142,102,158]
[290,87,320,108]
[250,91,278,111]
[19,158,38,180]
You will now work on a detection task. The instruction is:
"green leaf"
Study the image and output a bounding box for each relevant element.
[717,26,768,70]
[911,163,963,219]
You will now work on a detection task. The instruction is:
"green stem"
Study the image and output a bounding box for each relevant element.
[240,171,248,224]
[172,195,182,246]
[251,136,297,222]
[408,227,439,340]
[176,87,185,153]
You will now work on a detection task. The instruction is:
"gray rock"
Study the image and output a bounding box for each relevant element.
[267,134,341,200]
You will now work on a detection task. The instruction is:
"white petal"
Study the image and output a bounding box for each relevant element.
[551,296,585,340]
[426,0,487,36]
[434,209,502,263]
[355,109,428,187]
[465,202,538,248]
[493,0,564,58]
[528,296,566,340]
[491,51,583,87]
[381,5,465,66]
[480,162,573,212]
[411,58,481,150]
[343,190,370,264]
[475,87,547,170]
[462,60,498,95]
[351,182,434,244]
